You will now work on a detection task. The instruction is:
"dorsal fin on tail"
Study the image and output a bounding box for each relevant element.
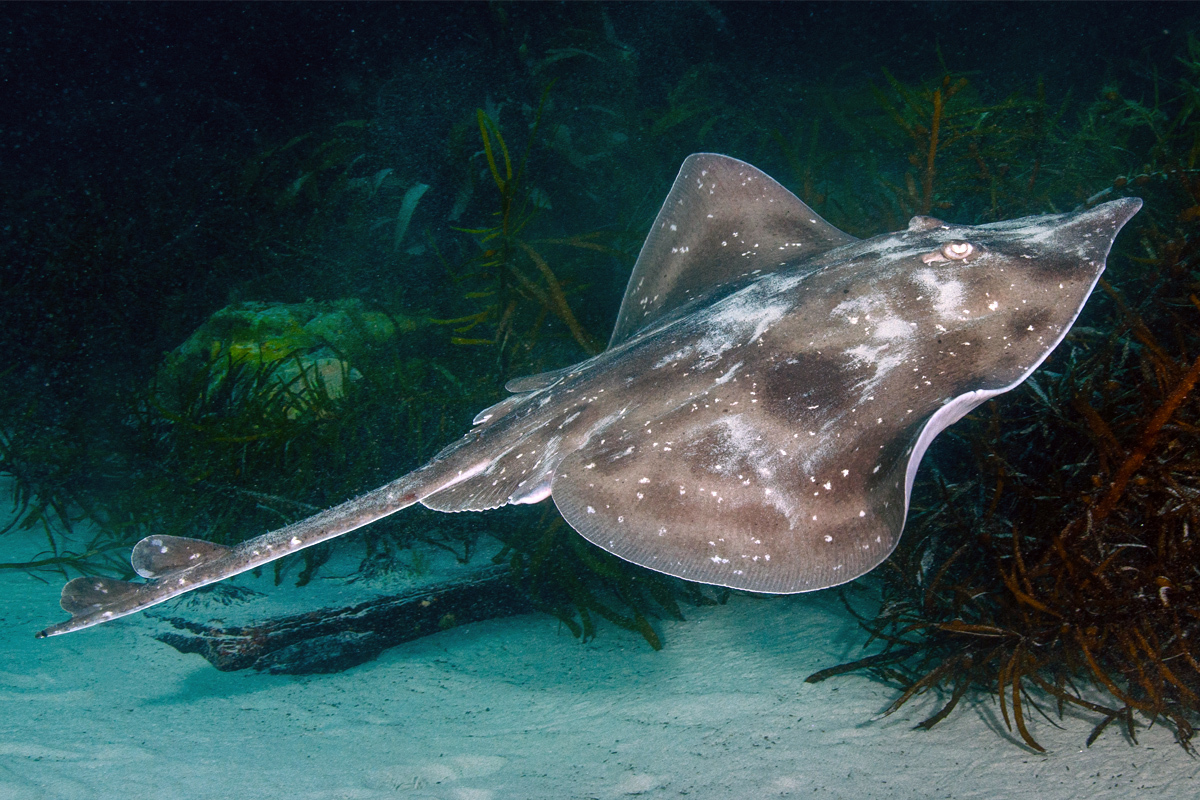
[132,535,233,579]
[59,576,143,617]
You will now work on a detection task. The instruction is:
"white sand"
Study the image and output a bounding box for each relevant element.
[1,490,1196,799]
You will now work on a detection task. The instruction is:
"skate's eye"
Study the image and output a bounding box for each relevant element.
[941,241,974,260]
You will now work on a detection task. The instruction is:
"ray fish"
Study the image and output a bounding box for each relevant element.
[38,154,1141,638]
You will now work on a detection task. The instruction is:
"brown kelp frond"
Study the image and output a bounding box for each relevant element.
[860,70,1069,224]
[446,86,610,371]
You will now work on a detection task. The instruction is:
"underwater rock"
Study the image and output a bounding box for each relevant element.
[157,299,424,417]
[153,563,529,674]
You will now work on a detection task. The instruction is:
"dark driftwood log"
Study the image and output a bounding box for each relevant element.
[154,564,531,674]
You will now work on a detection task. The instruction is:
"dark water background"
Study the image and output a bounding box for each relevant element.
[3,2,1188,387]
[2,2,1197,646]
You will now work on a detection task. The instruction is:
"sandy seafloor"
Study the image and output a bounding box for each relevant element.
[1,483,1196,800]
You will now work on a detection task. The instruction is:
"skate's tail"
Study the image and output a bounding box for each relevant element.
[37,457,487,638]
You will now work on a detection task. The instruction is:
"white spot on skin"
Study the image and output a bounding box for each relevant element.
[714,361,744,385]
[824,535,833,543]
[915,269,964,318]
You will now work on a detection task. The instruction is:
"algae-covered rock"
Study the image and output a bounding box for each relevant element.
[159,299,424,417]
